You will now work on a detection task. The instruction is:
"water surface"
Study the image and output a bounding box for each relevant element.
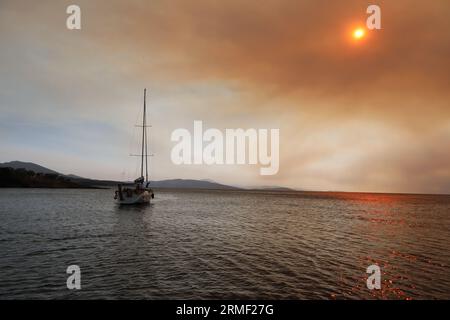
[0,188,449,299]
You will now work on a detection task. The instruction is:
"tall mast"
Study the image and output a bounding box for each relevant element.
[145,91,149,183]
[140,88,146,179]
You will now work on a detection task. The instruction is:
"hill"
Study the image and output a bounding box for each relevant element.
[0,167,85,188]
[0,161,240,189]
[150,179,238,190]
[0,161,59,175]
[0,161,291,191]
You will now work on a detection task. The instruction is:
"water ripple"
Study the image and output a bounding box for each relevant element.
[0,188,449,299]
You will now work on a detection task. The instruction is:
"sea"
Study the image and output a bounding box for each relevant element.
[0,188,449,299]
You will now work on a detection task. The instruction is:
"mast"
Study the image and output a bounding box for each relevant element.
[140,88,146,179]
[144,91,149,183]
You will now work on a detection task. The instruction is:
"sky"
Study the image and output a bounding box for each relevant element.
[0,0,449,194]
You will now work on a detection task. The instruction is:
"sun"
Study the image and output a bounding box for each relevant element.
[353,28,366,40]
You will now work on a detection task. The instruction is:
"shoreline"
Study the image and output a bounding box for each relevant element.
[1,186,449,197]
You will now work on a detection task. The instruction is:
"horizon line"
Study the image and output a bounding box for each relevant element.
[1,159,449,197]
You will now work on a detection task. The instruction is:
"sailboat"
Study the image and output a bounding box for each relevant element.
[114,89,154,205]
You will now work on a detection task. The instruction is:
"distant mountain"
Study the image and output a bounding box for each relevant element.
[0,161,240,189]
[65,174,84,179]
[150,179,239,190]
[0,167,86,188]
[0,161,291,191]
[252,186,296,192]
[0,161,59,175]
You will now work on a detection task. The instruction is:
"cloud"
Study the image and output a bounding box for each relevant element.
[0,0,449,193]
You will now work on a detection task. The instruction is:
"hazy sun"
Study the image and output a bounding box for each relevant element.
[353,28,365,40]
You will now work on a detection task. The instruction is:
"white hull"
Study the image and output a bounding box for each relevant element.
[115,189,152,205]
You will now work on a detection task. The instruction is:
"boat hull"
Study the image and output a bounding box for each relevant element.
[116,190,151,205]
